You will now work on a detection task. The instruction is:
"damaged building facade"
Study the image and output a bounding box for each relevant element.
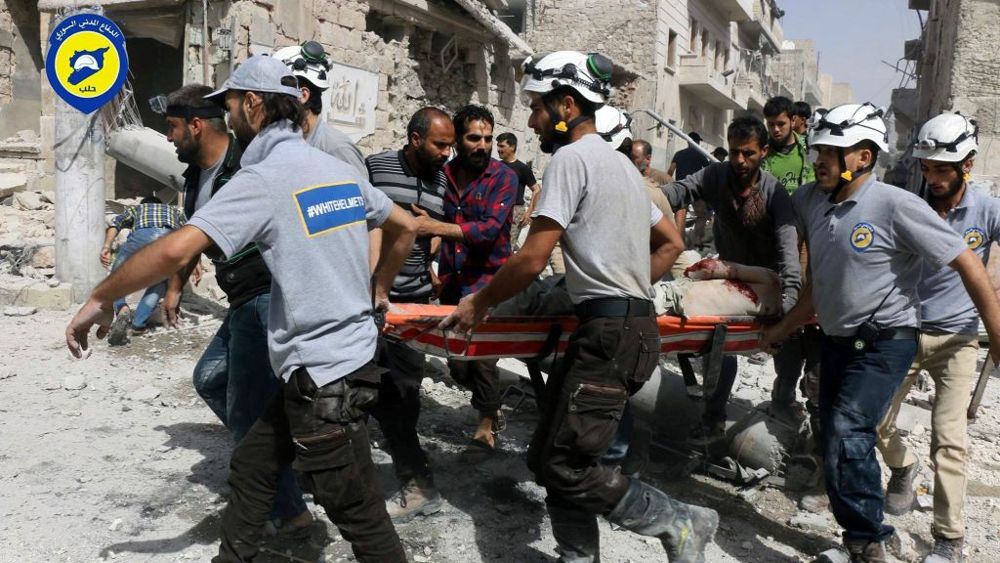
[891,0,1000,193]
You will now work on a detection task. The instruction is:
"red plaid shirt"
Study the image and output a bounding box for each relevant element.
[438,158,517,304]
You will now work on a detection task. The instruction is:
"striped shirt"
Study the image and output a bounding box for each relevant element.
[111,202,186,231]
[366,149,448,301]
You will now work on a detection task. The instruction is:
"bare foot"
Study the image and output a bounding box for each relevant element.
[472,415,496,448]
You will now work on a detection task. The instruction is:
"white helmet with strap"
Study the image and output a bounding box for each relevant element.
[912,112,978,162]
[595,105,633,150]
[272,41,331,90]
[520,50,613,105]
[808,102,890,153]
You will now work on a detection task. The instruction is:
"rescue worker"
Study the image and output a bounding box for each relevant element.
[663,116,801,444]
[442,50,716,563]
[157,83,314,534]
[760,103,1000,562]
[876,112,994,563]
[273,41,366,175]
[366,107,454,520]
[66,55,417,563]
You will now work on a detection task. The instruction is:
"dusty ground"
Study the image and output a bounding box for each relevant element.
[3,308,1000,562]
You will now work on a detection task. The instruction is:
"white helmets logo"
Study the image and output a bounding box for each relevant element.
[808,102,890,153]
[912,112,978,162]
[273,42,330,90]
[595,105,633,150]
[520,51,613,105]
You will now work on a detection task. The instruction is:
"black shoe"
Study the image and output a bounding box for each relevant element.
[923,536,964,563]
[884,460,918,515]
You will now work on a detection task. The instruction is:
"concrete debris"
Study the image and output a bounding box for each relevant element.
[3,306,36,316]
[129,385,161,402]
[910,423,926,437]
[12,191,46,211]
[0,172,27,199]
[108,518,122,532]
[62,375,86,391]
[788,510,834,533]
[30,245,55,269]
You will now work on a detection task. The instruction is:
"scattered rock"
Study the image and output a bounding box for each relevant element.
[41,380,61,391]
[30,245,55,268]
[3,306,37,317]
[46,278,60,288]
[413,556,429,563]
[129,385,161,402]
[0,172,27,198]
[12,191,45,211]
[788,510,834,533]
[911,423,926,437]
[62,375,86,391]
[108,518,123,531]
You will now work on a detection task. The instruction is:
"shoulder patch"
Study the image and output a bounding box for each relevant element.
[964,227,986,249]
[294,182,366,238]
[850,222,875,252]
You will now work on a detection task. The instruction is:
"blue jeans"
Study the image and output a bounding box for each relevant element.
[193,293,307,521]
[111,227,170,328]
[602,403,634,465]
[819,336,917,542]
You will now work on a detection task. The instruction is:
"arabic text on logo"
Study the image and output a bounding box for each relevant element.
[45,14,128,114]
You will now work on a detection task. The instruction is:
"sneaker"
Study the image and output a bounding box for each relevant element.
[385,477,443,523]
[884,461,919,515]
[660,505,719,563]
[844,539,887,563]
[108,309,132,346]
[923,537,964,563]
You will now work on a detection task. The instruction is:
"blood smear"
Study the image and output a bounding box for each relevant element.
[723,279,759,305]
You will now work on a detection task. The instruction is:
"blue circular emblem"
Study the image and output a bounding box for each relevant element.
[850,222,876,252]
[45,14,128,114]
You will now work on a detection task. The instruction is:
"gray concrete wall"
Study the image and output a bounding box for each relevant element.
[0,0,43,139]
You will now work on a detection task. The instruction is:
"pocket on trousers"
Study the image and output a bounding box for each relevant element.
[554,383,628,458]
[630,331,662,388]
[839,436,878,496]
[292,424,356,473]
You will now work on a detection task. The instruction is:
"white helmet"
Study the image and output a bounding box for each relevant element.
[808,102,889,153]
[595,105,633,150]
[272,41,330,90]
[912,112,978,162]
[520,51,613,105]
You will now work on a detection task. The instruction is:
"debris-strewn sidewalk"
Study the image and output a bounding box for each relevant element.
[3,310,1000,562]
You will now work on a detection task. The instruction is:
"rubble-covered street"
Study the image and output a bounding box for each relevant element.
[3,308,1000,562]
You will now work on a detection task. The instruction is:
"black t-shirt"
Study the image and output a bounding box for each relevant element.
[503,159,537,205]
[670,147,711,181]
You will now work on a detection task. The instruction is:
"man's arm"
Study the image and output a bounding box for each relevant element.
[667,161,677,178]
[440,217,563,332]
[769,187,802,307]
[759,278,815,351]
[650,215,685,282]
[521,183,541,225]
[371,205,418,309]
[415,172,517,246]
[952,248,1000,364]
[66,225,214,357]
[368,228,383,275]
[662,165,710,219]
[100,227,119,268]
[161,256,200,328]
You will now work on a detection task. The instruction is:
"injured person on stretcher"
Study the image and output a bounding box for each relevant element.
[382,251,780,360]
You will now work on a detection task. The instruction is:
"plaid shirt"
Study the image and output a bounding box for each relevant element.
[111,203,186,231]
[438,158,517,304]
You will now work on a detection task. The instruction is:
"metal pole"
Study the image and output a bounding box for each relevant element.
[631,109,719,162]
[202,0,210,83]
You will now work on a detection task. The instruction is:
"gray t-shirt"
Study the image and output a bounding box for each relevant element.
[918,186,1000,334]
[194,152,225,212]
[188,121,393,386]
[307,118,367,177]
[532,133,662,304]
[791,177,967,336]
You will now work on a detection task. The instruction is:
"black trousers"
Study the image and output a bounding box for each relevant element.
[447,358,502,415]
[528,313,660,513]
[371,339,432,483]
[213,365,406,563]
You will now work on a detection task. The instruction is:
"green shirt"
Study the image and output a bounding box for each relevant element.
[761,133,815,194]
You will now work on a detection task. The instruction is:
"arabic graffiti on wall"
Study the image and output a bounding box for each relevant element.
[320,61,379,142]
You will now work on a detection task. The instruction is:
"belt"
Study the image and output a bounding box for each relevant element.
[574,297,653,318]
[829,326,918,346]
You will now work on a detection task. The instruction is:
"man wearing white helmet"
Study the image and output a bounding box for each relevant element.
[874,113,994,563]
[442,51,717,563]
[596,105,672,216]
[761,103,1000,562]
[273,42,366,176]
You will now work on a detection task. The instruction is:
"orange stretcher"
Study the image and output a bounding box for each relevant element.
[384,303,764,360]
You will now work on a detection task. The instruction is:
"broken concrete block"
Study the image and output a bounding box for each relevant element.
[0,172,27,199]
[62,375,87,390]
[788,510,834,533]
[30,245,55,268]
[39,191,55,204]
[13,191,45,211]
[0,279,72,310]
[3,306,37,316]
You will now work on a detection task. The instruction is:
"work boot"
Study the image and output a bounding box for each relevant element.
[548,503,600,563]
[844,538,886,563]
[108,308,132,346]
[799,464,830,514]
[923,536,964,563]
[385,476,442,523]
[607,479,718,562]
[884,461,918,515]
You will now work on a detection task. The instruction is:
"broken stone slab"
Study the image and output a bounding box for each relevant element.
[62,375,87,390]
[0,172,27,199]
[0,278,72,310]
[788,510,835,533]
[129,385,161,402]
[30,245,55,269]
[3,306,37,316]
[12,191,46,211]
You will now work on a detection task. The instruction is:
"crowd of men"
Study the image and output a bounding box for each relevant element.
[65,41,999,563]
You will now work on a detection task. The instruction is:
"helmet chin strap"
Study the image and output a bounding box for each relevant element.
[831,147,874,200]
[540,99,592,154]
